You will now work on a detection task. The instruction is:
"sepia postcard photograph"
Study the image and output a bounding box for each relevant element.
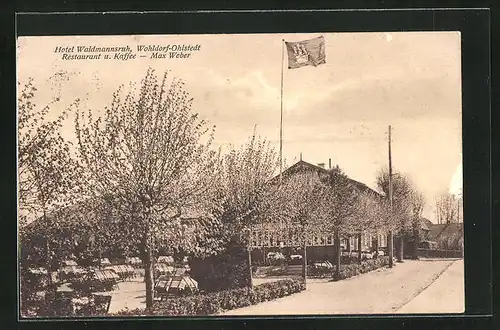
[17,31,464,318]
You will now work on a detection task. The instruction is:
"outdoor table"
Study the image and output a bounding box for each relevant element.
[126,257,142,265]
[28,267,48,275]
[116,264,136,279]
[94,269,119,280]
[155,264,175,275]
[124,265,135,277]
[62,260,78,267]
[313,261,333,269]
[157,256,174,264]
[100,258,111,265]
[154,274,198,300]
[91,269,120,291]
[105,265,135,281]
[59,265,86,281]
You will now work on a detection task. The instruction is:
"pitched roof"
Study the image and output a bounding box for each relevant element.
[420,217,433,231]
[273,160,380,196]
[24,199,211,232]
[22,200,96,232]
[428,222,463,241]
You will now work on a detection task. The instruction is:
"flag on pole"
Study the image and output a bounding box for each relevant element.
[285,36,326,69]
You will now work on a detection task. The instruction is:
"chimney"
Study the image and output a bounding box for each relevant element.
[329,158,332,169]
[317,163,325,169]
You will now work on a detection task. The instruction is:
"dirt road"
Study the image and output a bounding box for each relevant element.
[397,259,464,313]
[220,259,463,315]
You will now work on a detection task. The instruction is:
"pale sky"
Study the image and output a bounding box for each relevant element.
[17,32,463,222]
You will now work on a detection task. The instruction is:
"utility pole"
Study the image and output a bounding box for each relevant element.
[388,125,394,268]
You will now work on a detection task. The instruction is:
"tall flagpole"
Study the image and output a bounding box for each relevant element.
[280,39,285,180]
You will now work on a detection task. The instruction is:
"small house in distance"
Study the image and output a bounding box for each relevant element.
[428,222,464,250]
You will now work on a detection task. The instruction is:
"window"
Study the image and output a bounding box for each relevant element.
[382,234,387,247]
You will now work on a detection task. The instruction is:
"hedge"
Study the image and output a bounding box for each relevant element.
[112,278,305,316]
[332,256,391,281]
[189,241,252,292]
[306,257,391,279]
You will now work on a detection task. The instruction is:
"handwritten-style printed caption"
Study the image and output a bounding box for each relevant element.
[55,45,202,61]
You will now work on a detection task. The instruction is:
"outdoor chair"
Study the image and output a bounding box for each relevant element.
[154,271,198,301]
[90,269,120,291]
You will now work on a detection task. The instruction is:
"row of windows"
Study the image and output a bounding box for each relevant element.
[250,230,388,248]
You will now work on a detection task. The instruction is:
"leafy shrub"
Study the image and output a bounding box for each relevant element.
[189,240,251,292]
[19,267,68,317]
[112,278,305,316]
[340,255,360,264]
[267,266,289,276]
[332,256,390,281]
[112,307,152,316]
[307,265,331,278]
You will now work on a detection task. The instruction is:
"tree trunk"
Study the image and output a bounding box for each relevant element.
[247,247,253,287]
[46,238,52,287]
[43,211,53,286]
[301,225,307,282]
[44,211,54,316]
[400,234,405,261]
[412,228,420,259]
[346,235,351,257]
[302,241,307,281]
[334,230,341,278]
[388,231,394,268]
[143,242,155,311]
[98,249,102,268]
[374,236,379,259]
[357,233,362,264]
[395,235,400,261]
[396,235,404,262]
[45,238,54,316]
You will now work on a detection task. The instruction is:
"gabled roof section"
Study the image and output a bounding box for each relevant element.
[285,160,328,175]
[420,217,433,231]
[428,222,463,241]
[24,198,211,232]
[272,160,380,196]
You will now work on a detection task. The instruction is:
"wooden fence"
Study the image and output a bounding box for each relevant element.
[417,248,463,258]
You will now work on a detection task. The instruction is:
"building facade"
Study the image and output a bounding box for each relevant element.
[250,160,388,254]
